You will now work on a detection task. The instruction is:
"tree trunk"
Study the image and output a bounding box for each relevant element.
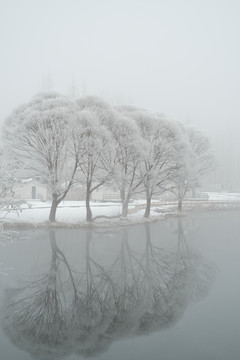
[122,194,130,217]
[192,186,196,198]
[120,189,125,205]
[49,230,57,269]
[177,218,183,241]
[49,194,58,222]
[86,188,92,222]
[178,198,183,212]
[144,195,152,218]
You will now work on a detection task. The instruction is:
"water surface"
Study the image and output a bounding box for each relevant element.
[0,212,239,360]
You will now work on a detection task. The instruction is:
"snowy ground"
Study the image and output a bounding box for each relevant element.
[0,199,166,227]
[207,192,240,201]
[1,192,240,228]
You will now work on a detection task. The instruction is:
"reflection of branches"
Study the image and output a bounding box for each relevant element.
[2,223,215,359]
[2,230,78,359]
[107,228,144,335]
[0,224,17,276]
[137,223,178,330]
[0,223,18,245]
[169,219,215,304]
[107,221,215,335]
[67,230,116,357]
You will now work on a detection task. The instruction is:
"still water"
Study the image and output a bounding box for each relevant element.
[0,212,239,360]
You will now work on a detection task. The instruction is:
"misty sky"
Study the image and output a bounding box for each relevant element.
[1,0,240,186]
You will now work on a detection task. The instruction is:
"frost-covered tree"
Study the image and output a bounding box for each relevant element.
[173,124,215,211]
[3,92,78,222]
[0,149,16,214]
[121,108,183,218]
[187,125,215,179]
[0,148,19,263]
[77,96,145,217]
[141,117,183,217]
[108,113,146,217]
[73,110,112,222]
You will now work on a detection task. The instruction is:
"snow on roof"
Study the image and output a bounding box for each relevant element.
[22,178,33,183]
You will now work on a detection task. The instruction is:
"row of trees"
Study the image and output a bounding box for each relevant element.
[1,92,215,222]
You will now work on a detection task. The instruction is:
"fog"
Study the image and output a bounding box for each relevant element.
[1,0,239,189]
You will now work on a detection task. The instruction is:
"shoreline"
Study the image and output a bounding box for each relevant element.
[2,202,240,230]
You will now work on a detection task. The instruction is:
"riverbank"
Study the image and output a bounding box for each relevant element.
[0,200,176,230]
[1,192,240,230]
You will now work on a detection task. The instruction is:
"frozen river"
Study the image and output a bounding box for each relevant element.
[0,212,240,360]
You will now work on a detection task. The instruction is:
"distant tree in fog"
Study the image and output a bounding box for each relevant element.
[173,124,215,211]
[187,125,215,178]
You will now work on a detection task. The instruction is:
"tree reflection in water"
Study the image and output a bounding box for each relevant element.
[2,220,216,359]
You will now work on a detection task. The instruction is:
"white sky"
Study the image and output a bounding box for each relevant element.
[1,0,240,186]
